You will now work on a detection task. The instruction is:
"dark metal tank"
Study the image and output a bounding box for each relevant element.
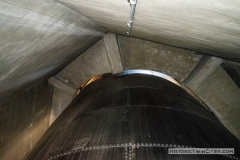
[25,70,240,160]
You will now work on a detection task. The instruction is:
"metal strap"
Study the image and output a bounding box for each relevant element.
[127,0,137,36]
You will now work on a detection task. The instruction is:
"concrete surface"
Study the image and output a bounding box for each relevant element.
[185,56,223,90]
[104,33,123,74]
[50,34,203,123]
[57,39,112,89]
[58,0,240,60]
[52,34,240,140]
[50,87,73,125]
[0,81,53,160]
[49,33,122,124]
[1,0,240,159]
[0,0,104,98]
[188,66,240,139]
[118,35,202,82]
[222,60,240,89]
[183,56,240,139]
[48,77,77,97]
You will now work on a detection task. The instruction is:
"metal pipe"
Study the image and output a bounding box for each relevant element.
[127,0,137,36]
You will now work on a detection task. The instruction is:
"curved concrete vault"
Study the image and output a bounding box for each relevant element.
[1,0,240,159]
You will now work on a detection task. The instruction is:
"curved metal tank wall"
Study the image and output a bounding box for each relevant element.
[25,71,240,160]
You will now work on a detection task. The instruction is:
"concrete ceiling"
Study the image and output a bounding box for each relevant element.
[58,0,240,60]
[1,1,240,159]
[0,0,104,98]
[1,1,240,101]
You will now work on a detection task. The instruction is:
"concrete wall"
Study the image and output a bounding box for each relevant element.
[57,39,112,89]
[57,33,123,90]
[118,35,202,82]
[186,66,240,138]
[0,81,53,160]
[48,33,123,123]
[50,87,73,125]
[0,0,104,98]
